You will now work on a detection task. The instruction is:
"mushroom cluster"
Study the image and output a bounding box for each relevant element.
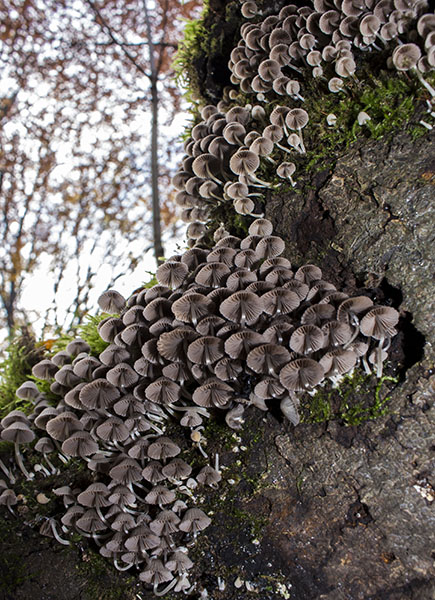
[1,218,399,594]
[174,0,434,244]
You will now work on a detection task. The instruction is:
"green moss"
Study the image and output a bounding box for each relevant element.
[0,329,45,418]
[301,372,399,426]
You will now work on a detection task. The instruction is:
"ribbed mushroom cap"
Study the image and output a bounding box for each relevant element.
[147,437,181,460]
[254,377,286,399]
[229,149,260,175]
[255,236,286,259]
[322,320,353,347]
[360,307,399,339]
[259,257,292,276]
[51,350,72,367]
[145,485,176,506]
[262,288,300,316]
[96,417,130,443]
[234,249,258,269]
[150,510,180,536]
[258,59,283,83]
[166,550,194,573]
[181,248,209,270]
[32,359,58,380]
[141,338,162,365]
[250,136,274,157]
[192,153,222,180]
[207,246,237,267]
[157,328,198,362]
[148,317,173,337]
[294,264,322,284]
[110,510,136,531]
[290,325,325,354]
[109,457,143,484]
[162,458,192,480]
[143,297,172,322]
[98,344,130,367]
[247,343,292,375]
[220,291,264,325]
[53,364,82,388]
[306,281,337,302]
[328,77,345,92]
[335,56,356,77]
[61,431,98,457]
[105,362,139,388]
[34,436,56,454]
[33,407,59,429]
[320,348,357,376]
[263,320,294,345]
[226,181,250,200]
[156,261,188,288]
[215,235,241,249]
[108,485,136,508]
[16,381,40,400]
[145,285,171,303]
[318,291,349,307]
[0,489,17,507]
[124,524,163,556]
[46,412,83,441]
[72,356,101,380]
[79,378,120,410]
[240,234,262,250]
[66,339,91,357]
[142,461,166,484]
[194,262,231,288]
[392,43,421,71]
[61,504,85,527]
[213,357,242,381]
[224,330,264,360]
[187,336,224,365]
[301,303,336,326]
[279,358,325,391]
[113,394,145,417]
[1,409,31,428]
[1,421,35,444]
[78,483,111,508]
[270,106,290,128]
[263,124,284,143]
[179,508,211,534]
[265,267,294,286]
[337,296,374,323]
[249,218,274,236]
[76,509,106,533]
[145,377,181,405]
[226,268,257,291]
[98,289,126,313]
[286,108,309,130]
[98,317,124,343]
[277,162,296,180]
[195,316,226,337]
[197,465,222,486]
[223,121,246,144]
[192,378,234,408]
[172,292,215,325]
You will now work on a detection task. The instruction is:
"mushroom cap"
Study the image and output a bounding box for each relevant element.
[1,421,35,444]
[262,288,300,316]
[320,348,357,376]
[106,362,139,388]
[61,430,98,457]
[249,218,274,236]
[172,292,215,324]
[220,291,264,325]
[179,508,212,533]
[46,411,83,441]
[157,328,198,362]
[224,330,265,360]
[32,359,58,380]
[279,358,325,391]
[96,417,130,443]
[156,261,188,288]
[109,457,143,484]
[145,377,181,405]
[255,236,286,259]
[246,343,292,374]
[79,378,120,410]
[392,43,421,70]
[15,381,40,400]
[285,108,309,130]
[147,437,181,460]
[192,378,234,408]
[187,336,224,365]
[77,483,111,508]
[229,149,260,175]
[290,325,325,354]
[161,458,192,480]
[360,307,399,339]
[98,289,126,313]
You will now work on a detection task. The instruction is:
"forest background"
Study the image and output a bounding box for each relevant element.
[0,0,201,344]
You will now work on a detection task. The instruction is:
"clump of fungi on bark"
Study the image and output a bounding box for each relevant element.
[1,216,399,595]
[173,0,434,244]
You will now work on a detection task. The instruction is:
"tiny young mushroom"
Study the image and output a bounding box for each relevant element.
[276,161,297,186]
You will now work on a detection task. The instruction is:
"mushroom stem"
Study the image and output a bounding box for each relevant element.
[362,355,372,375]
[297,129,306,154]
[43,454,59,475]
[0,458,16,484]
[113,559,134,571]
[154,577,178,597]
[49,519,70,545]
[14,443,33,480]
[413,67,435,98]
[246,173,274,188]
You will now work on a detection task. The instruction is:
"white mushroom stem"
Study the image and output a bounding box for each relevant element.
[214,453,220,472]
[113,559,134,571]
[275,142,292,153]
[49,519,70,545]
[362,355,372,375]
[154,577,178,597]
[297,128,306,154]
[246,173,274,188]
[413,67,435,98]
[0,458,16,484]
[96,506,109,525]
[34,463,51,477]
[43,453,59,475]
[14,443,33,480]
